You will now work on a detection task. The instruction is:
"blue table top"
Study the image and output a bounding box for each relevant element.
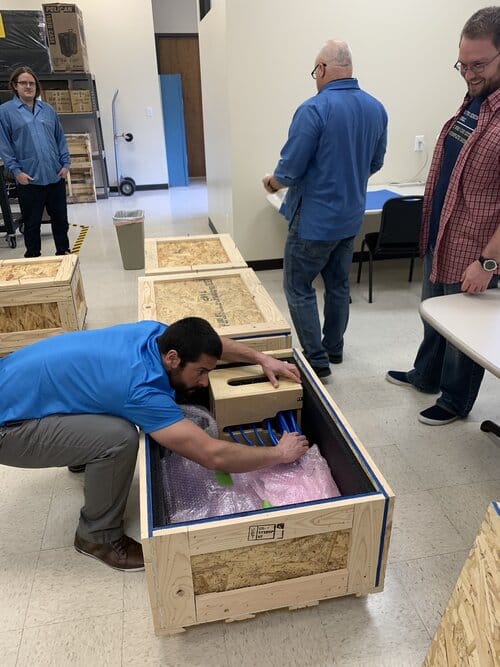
[365,189,400,211]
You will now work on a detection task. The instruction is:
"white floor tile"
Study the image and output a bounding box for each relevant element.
[0,551,39,631]
[0,629,22,667]
[17,613,123,667]
[25,547,124,627]
[393,550,469,637]
[318,568,430,665]
[122,609,228,666]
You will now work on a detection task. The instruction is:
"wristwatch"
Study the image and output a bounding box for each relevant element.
[478,256,498,272]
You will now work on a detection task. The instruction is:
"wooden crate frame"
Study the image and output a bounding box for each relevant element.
[144,234,248,276]
[65,133,96,203]
[0,255,87,356]
[140,350,395,635]
[138,268,292,351]
[424,501,499,666]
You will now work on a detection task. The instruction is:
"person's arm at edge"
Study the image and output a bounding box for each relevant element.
[219,336,301,387]
[461,224,500,293]
[150,418,308,472]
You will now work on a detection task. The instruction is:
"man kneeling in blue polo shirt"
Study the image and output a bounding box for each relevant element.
[0,317,307,571]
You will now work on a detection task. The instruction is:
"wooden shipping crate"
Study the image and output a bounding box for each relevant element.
[424,502,499,667]
[144,234,247,276]
[69,89,93,112]
[0,255,87,356]
[43,89,72,113]
[138,268,292,352]
[140,350,394,635]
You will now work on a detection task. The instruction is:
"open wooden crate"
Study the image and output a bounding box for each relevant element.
[0,255,87,356]
[138,268,292,352]
[139,350,394,635]
[144,234,247,276]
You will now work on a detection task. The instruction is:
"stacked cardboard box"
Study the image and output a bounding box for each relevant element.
[42,3,89,72]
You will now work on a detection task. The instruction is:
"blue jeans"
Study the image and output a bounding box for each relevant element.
[283,220,354,368]
[408,251,498,416]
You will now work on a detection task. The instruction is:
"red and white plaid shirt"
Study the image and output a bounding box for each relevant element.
[420,87,500,283]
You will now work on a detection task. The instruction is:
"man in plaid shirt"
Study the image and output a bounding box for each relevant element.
[387,6,500,426]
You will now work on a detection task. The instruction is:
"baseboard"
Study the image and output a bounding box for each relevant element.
[247,258,284,271]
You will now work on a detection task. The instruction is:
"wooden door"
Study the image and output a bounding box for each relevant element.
[157,35,206,178]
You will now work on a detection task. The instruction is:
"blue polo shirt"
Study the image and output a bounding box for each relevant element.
[0,321,183,433]
[0,96,70,185]
[275,78,387,241]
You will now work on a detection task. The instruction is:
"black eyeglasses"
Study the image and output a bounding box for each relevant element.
[311,62,326,79]
[454,51,500,74]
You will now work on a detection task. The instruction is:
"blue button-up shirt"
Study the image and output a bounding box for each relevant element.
[274,78,387,241]
[0,96,70,186]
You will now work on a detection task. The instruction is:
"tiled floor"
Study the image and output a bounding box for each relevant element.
[1,183,499,666]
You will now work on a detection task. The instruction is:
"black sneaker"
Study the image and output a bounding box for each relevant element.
[312,366,332,378]
[386,370,414,387]
[328,353,343,364]
[386,371,439,394]
[418,405,460,426]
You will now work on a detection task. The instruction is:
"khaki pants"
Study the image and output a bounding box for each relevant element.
[0,414,139,543]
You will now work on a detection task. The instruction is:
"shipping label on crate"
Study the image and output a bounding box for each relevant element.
[248,523,285,541]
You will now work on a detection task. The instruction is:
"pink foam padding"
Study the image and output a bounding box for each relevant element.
[233,444,341,506]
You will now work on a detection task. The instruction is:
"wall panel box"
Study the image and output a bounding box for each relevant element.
[140,350,395,635]
[144,234,247,276]
[138,268,292,352]
[0,255,87,356]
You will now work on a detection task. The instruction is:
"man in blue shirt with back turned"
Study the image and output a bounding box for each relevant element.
[263,40,387,378]
[0,66,71,257]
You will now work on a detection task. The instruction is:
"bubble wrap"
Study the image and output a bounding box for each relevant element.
[161,409,341,523]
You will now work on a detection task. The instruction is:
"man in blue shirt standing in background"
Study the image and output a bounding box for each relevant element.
[0,66,71,257]
[263,40,387,378]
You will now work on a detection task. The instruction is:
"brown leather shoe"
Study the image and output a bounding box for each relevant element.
[74,533,144,571]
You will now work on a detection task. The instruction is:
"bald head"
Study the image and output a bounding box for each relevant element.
[314,40,353,90]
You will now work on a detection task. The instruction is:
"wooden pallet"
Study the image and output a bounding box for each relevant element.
[0,255,87,356]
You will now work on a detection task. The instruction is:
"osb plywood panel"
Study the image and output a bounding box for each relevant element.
[154,276,265,327]
[191,530,350,595]
[0,262,59,282]
[424,503,500,667]
[157,239,230,267]
[0,302,61,332]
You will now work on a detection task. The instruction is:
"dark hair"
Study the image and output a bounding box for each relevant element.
[157,317,222,365]
[9,66,42,99]
[461,6,500,49]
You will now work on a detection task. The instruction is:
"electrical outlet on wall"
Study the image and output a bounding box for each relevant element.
[414,135,425,151]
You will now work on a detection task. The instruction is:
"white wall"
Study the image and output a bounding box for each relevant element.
[199,0,487,262]
[0,0,168,188]
[152,0,198,34]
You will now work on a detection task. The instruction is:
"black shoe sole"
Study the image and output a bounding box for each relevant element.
[68,464,86,473]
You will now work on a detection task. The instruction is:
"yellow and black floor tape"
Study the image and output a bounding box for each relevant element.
[70,223,90,255]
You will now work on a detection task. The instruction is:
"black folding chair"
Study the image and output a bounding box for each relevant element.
[356,196,424,303]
